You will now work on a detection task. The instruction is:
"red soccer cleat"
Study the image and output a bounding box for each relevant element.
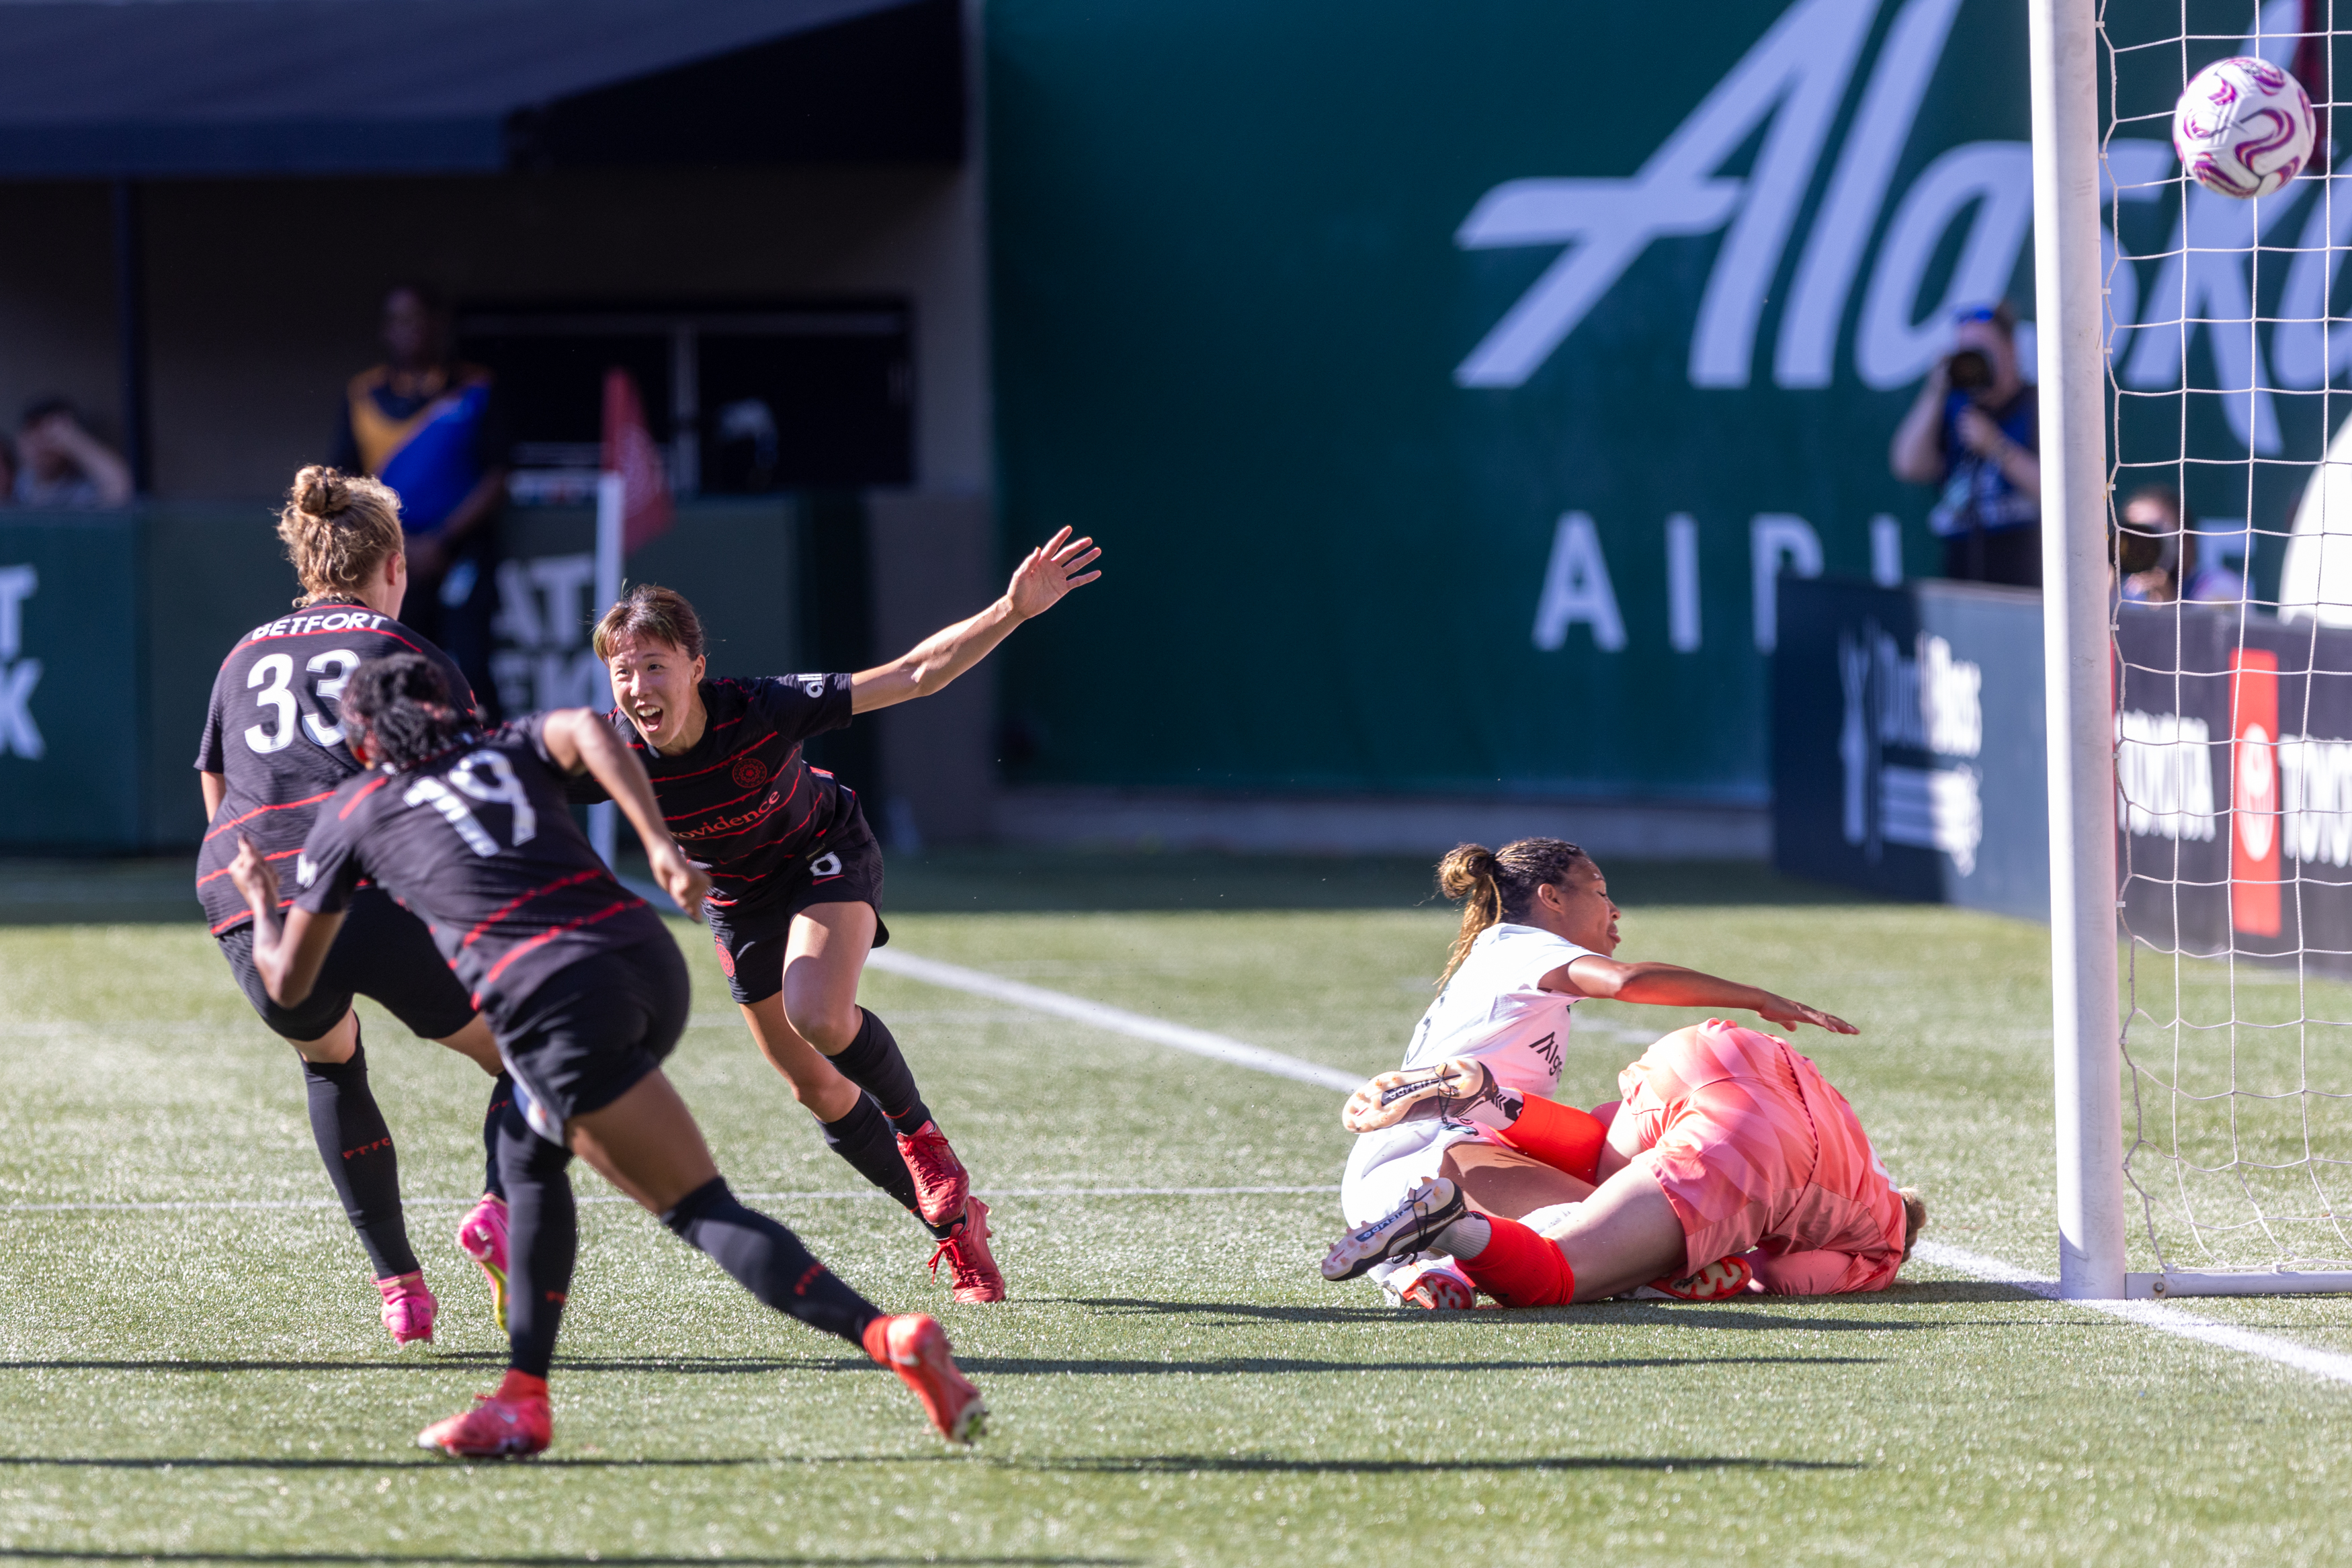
[376,1270,437,1348]
[927,1195,1007,1304]
[1636,1255,1756,1301]
[896,1121,972,1231]
[862,1313,986,1444]
[415,1370,551,1458]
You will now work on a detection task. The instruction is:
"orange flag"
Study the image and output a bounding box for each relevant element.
[601,367,674,554]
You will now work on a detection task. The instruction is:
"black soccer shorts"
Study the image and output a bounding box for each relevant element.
[704,812,890,1006]
[499,937,691,1142]
[216,885,477,1043]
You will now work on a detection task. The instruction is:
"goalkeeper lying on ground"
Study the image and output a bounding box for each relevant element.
[1328,838,1923,1307]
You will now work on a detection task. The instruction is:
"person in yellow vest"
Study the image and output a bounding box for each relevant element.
[331,284,509,714]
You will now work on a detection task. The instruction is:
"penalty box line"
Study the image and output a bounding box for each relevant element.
[870,945,2352,1391]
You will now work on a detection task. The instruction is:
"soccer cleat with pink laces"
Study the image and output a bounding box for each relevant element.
[1394,1260,1476,1311]
[415,1370,551,1458]
[376,1270,437,1348]
[862,1313,986,1444]
[927,1195,1006,1303]
[456,1194,509,1332]
[1634,1255,1756,1301]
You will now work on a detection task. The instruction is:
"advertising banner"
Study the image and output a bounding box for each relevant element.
[1772,576,2045,919]
[988,0,2327,802]
[0,513,142,851]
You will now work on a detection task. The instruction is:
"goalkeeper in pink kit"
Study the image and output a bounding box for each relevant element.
[1325,838,1925,1306]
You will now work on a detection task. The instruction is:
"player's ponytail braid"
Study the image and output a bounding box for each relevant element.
[278,465,405,607]
[342,653,476,771]
[1434,837,1595,985]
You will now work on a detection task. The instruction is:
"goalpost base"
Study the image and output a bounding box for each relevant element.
[2128,1271,2352,1299]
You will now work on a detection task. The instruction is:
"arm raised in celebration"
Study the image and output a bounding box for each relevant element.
[849,527,1103,715]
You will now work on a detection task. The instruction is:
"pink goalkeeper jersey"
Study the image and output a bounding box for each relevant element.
[1619,1020,1907,1291]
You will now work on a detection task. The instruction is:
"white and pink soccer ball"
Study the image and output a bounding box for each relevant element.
[2174,55,2317,199]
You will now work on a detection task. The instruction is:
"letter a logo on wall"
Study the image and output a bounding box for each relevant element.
[2230,648,2281,939]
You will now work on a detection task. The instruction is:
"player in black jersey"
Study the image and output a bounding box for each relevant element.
[197,468,514,1348]
[226,653,985,1456]
[582,529,1103,1305]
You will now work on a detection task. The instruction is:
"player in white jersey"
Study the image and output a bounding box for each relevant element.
[1340,838,1854,1307]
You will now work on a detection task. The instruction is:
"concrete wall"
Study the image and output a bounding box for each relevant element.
[0,161,993,499]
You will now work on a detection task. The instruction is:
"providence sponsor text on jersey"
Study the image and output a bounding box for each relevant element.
[574,674,855,909]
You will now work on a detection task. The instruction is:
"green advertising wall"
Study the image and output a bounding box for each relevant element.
[986,0,2290,802]
[0,499,814,853]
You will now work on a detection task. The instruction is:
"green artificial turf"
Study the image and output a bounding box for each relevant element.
[1,853,2349,1565]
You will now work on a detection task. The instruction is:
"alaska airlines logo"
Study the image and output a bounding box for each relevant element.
[1456,0,1982,393]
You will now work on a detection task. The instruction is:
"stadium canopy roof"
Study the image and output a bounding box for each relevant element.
[0,0,962,177]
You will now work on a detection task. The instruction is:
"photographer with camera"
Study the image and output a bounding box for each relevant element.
[1889,301,2042,587]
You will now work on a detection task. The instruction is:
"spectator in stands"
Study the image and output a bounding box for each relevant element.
[332,283,509,715]
[2117,486,2185,603]
[12,398,132,508]
[1889,302,2042,588]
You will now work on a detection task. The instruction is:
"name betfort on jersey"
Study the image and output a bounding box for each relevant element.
[193,605,475,934]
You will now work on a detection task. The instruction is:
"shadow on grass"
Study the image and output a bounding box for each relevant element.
[0,1555,1121,1567]
[1029,1452,1860,1475]
[1071,1296,1939,1332]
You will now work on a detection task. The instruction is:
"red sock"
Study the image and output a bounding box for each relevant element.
[1495,1096,1607,1184]
[497,1368,549,1402]
[1457,1217,1577,1307]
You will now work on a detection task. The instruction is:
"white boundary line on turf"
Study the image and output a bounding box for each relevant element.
[1905,1244,2352,1387]
[864,947,1363,1092]
[0,1184,1343,1215]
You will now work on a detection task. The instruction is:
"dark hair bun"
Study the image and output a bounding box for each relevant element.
[292,464,347,519]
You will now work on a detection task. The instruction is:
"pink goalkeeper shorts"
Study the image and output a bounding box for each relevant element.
[1618,1020,1905,1293]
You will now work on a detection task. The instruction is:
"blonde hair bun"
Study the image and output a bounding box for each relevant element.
[291,464,348,518]
[277,466,405,607]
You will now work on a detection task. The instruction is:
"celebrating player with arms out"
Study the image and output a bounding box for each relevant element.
[228,654,985,1457]
[1322,839,1922,1308]
[196,467,513,1348]
[580,527,1103,1304]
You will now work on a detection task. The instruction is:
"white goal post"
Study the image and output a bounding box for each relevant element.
[2035,0,2352,1299]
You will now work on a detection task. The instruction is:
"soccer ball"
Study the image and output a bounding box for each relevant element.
[2174,55,2316,199]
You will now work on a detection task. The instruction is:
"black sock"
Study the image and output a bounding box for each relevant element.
[301,1031,419,1280]
[661,1176,881,1347]
[481,1073,514,1203]
[821,1092,952,1233]
[829,1010,932,1135]
[496,1102,576,1380]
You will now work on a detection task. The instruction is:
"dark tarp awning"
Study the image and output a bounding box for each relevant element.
[0,0,962,177]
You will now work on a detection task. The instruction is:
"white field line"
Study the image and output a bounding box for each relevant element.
[864,947,1363,1092]
[1914,1239,2352,1387]
[0,1184,1341,1215]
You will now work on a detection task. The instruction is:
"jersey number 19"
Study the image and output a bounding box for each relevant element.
[403,752,539,857]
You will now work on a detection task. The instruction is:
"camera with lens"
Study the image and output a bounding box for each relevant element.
[1944,347,1993,391]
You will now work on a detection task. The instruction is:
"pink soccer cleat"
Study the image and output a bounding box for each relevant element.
[896,1121,972,1231]
[456,1195,509,1332]
[1634,1255,1756,1301]
[927,1195,1007,1304]
[416,1370,551,1458]
[376,1270,437,1348]
[1395,1260,1476,1311]
[862,1313,986,1444]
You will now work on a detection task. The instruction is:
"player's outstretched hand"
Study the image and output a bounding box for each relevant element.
[648,840,712,922]
[228,833,280,916]
[1006,527,1103,621]
[1341,1057,1495,1133]
[1757,994,1857,1035]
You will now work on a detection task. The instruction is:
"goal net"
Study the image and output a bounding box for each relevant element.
[2105,0,2352,1291]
